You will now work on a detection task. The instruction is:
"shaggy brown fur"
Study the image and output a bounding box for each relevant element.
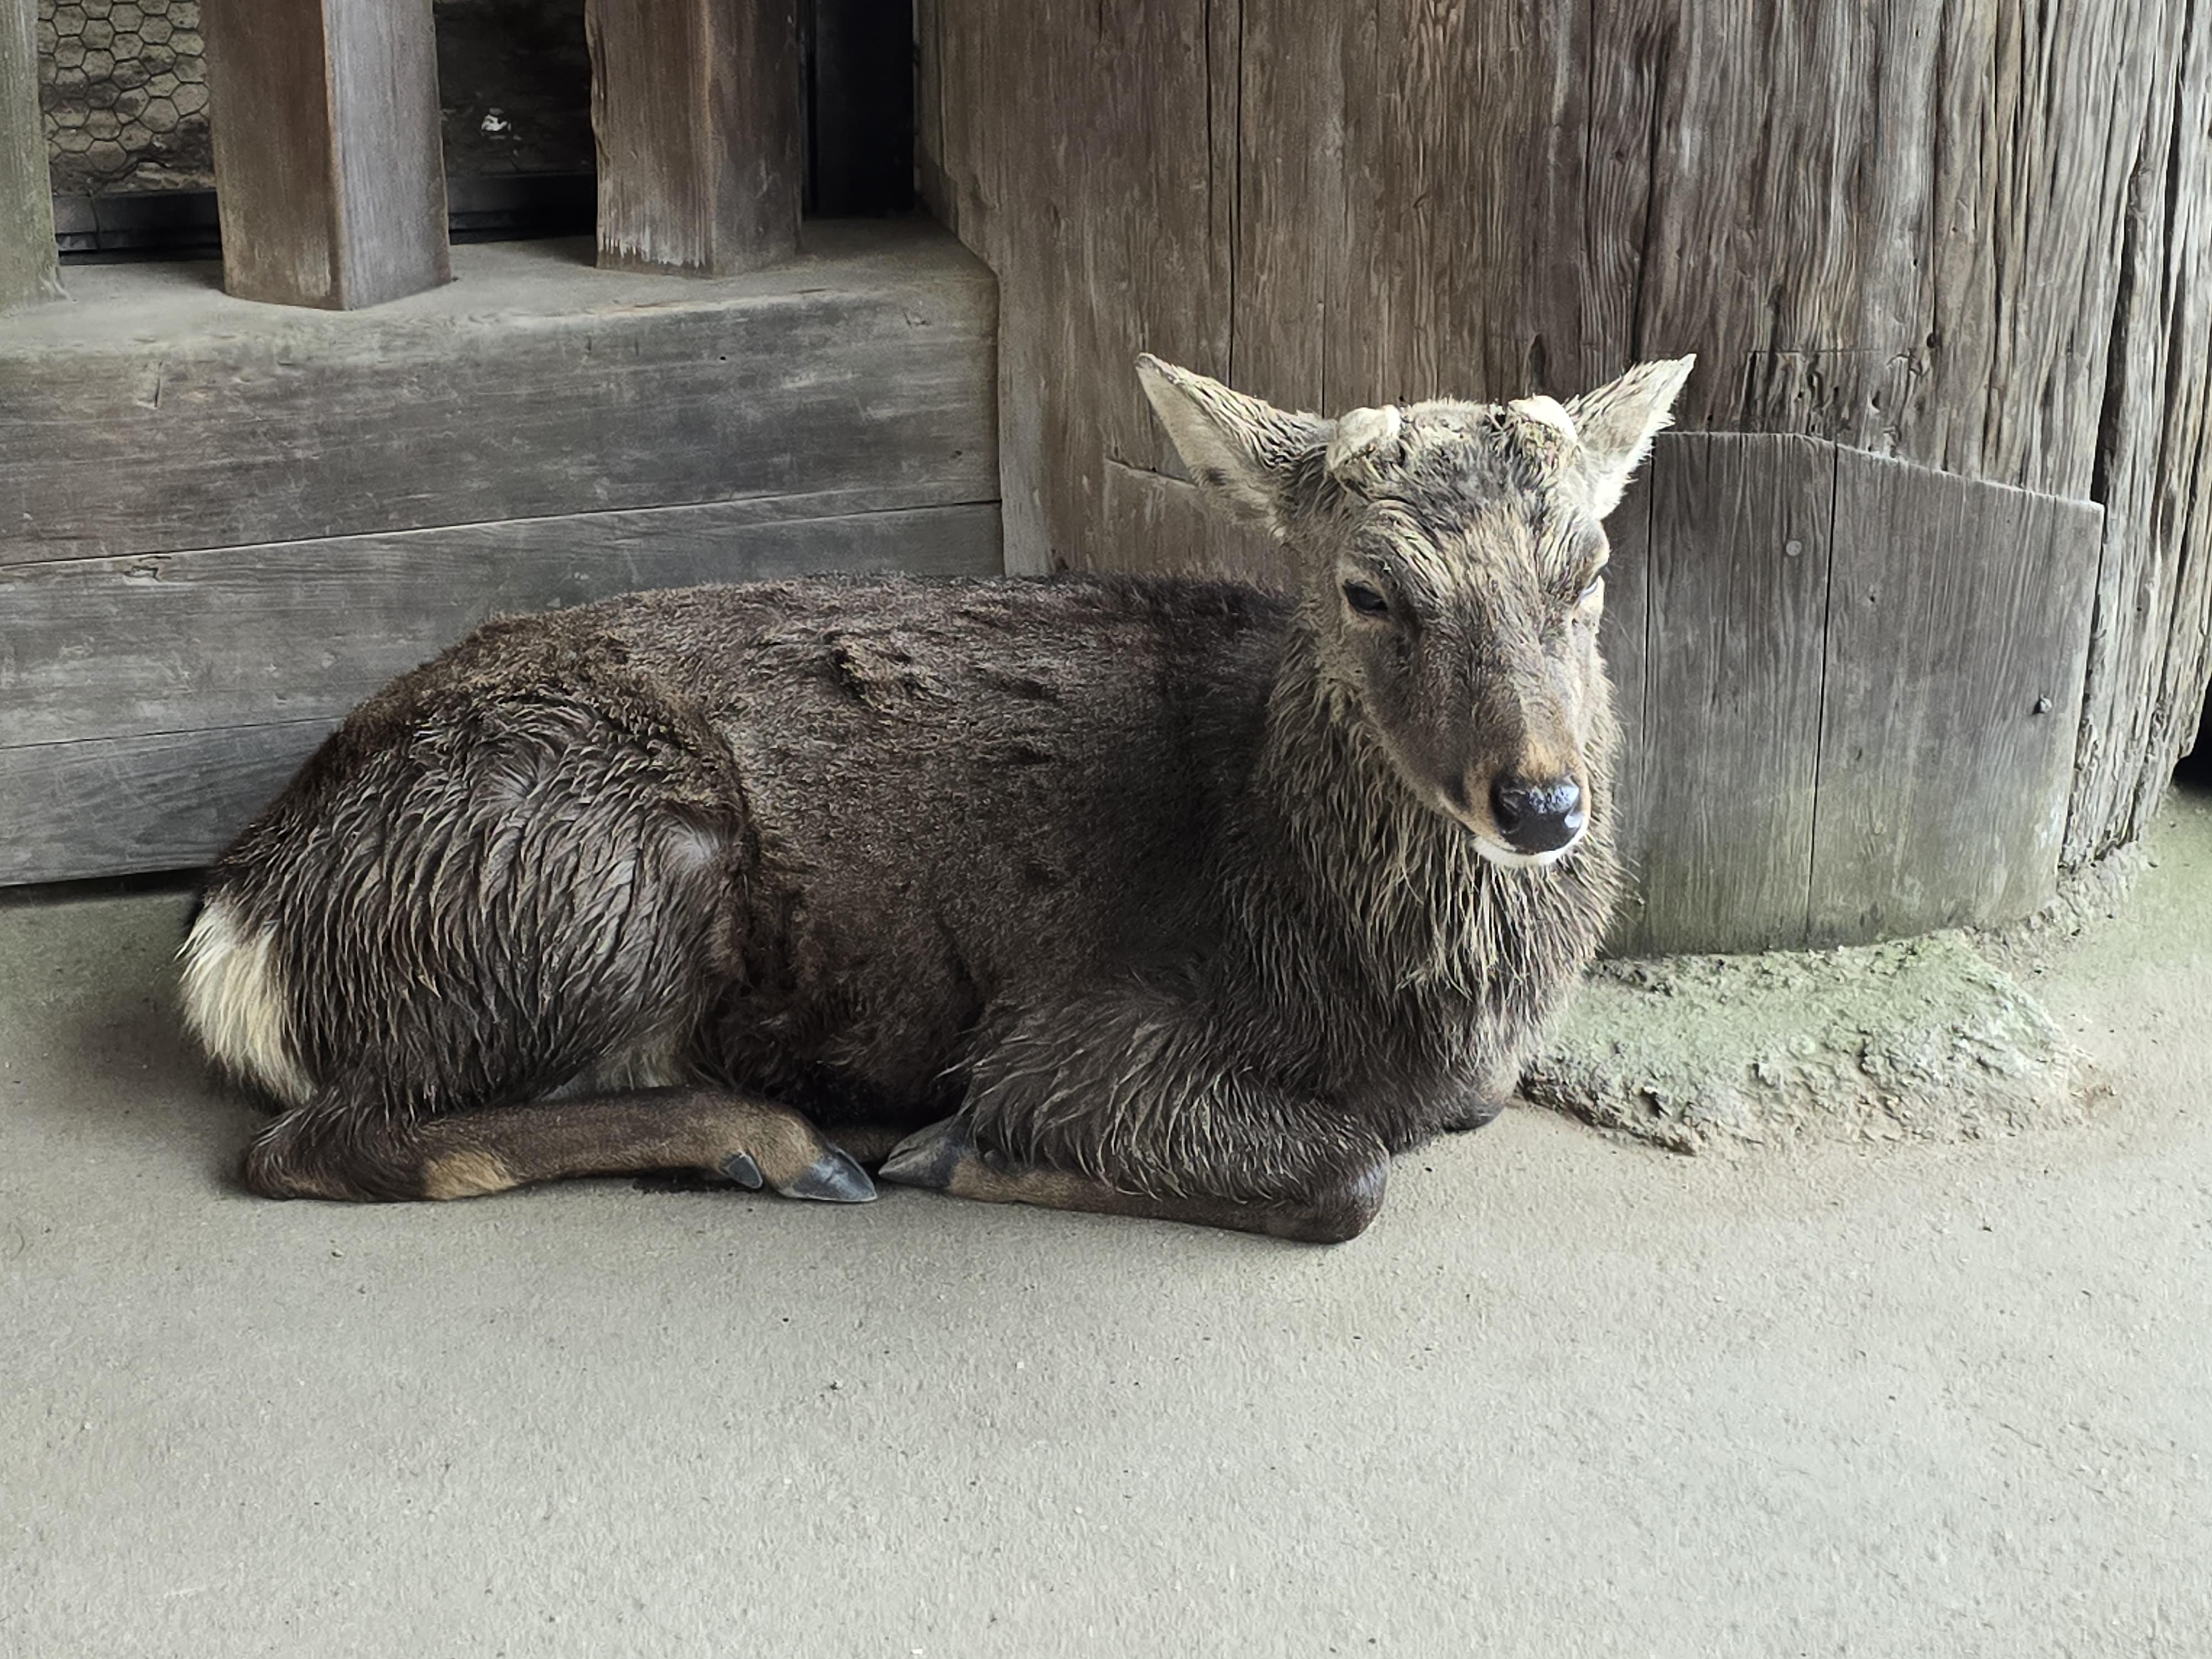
[181,354,1693,1241]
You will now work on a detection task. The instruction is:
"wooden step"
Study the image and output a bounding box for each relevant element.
[0,220,1001,884]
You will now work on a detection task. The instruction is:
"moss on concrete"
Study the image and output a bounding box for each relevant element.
[1526,933,2085,1154]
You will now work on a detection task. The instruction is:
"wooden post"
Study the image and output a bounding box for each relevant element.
[588,0,802,275]
[200,0,450,309]
[1,0,63,310]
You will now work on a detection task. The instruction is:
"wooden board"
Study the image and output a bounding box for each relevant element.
[925,0,1235,576]
[200,0,450,309]
[0,722,346,885]
[1,0,62,310]
[0,498,1000,749]
[1594,465,1654,951]
[0,499,1000,882]
[1623,433,1835,956]
[0,224,998,566]
[1809,453,2104,941]
[588,0,802,274]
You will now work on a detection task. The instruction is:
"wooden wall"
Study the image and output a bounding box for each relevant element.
[0,222,999,882]
[919,0,2212,894]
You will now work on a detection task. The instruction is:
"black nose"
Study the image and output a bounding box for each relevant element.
[1489,774,1586,854]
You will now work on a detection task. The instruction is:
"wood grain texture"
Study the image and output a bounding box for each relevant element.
[1,0,62,311]
[0,225,997,566]
[588,0,803,274]
[0,499,1001,750]
[2064,0,2212,862]
[1623,433,1835,956]
[1594,466,1654,952]
[0,722,343,884]
[0,494,998,885]
[927,0,1237,576]
[1809,451,2103,943]
[201,0,450,309]
[921,0,2212,880]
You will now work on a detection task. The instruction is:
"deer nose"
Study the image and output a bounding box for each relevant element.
[1490,774,1586,854]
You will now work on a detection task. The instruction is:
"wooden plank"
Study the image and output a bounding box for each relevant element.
[1594,466,1653,953]
[0,500,1001,883]
[808,0,915,216]
[1810,452,2103,942]
[922,0,1233,576]
[1623,432,1835,956]
[0,499,1001,750]
[200,0,450,309]
[0,223,998,565]
[588,0,802,274]
[1,0,62,310]
[0,722,343,884]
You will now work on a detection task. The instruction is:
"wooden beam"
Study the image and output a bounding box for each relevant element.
[588,0,803,275]
[0,498,1001,752]
[200,0,449,309]
[0,223,998,566]
[0,498,999,884]
[1809,451,2104,942]
[0,0,62,311]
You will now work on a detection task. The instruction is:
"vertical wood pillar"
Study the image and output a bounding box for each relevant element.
[1,0,63,311]
[588,0,802,275]
[201,0,451,309]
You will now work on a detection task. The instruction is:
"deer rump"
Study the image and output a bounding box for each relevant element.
[181,355,1692,1242]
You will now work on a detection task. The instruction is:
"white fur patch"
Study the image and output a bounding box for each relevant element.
[178,898,312,1106]
[1327,405,1404,476]
[1470,834,1579,871]
[1508,395,1578,440]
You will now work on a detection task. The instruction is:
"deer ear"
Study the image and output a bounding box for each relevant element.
[1560,356,1697,519]
[1136,354,1329,528]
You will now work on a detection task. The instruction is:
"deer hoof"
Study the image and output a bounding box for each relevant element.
[776,1144,877,1203]
[719,1150,765,1190]
[877,1118,973,1192]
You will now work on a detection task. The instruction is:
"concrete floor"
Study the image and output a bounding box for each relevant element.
[4,787,2209,1659]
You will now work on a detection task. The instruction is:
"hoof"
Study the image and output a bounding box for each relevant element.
[877,1118,974,1192]
[719,1150,764,1190]
[776,1145,876,1204]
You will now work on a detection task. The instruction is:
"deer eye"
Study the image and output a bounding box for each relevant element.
[1577,573,1605,606]
[1342,581,1391,619]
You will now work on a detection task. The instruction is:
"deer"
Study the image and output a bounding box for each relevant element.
[180,352,1694,1243]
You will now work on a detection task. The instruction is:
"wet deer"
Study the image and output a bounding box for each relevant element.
[181,353,1693,1241]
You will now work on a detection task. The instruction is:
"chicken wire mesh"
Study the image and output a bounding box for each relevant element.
[39,0,212,196]
[37,0,592,202]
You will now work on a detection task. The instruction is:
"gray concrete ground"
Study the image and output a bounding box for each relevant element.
[4,787,2209,1659]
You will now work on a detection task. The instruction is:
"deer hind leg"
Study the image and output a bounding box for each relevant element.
[244,1085,874,1204]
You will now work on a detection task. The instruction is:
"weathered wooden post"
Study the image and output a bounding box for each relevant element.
[586,0,803,274]
[1,0,63,310]
[917,0,2212,951]
[198,0,451,308]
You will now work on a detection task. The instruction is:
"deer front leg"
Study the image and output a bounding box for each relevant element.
[877,1117,1387,1244]
[880,990,1392,1242]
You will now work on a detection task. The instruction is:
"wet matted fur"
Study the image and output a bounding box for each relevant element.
[182,354,1694,1241]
